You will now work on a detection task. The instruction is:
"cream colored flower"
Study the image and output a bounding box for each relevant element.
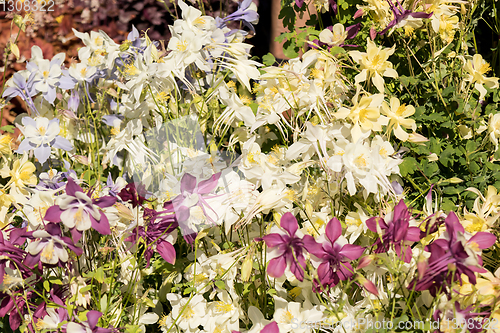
[319,24,347,47]
[465,54,500,100]
[0,153,37,191]
[381,97,416,141]
[335,93,387,142]
[489,113,500,150]
[348,38,398,92]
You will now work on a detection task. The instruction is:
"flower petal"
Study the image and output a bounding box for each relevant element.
[280,212,298,236]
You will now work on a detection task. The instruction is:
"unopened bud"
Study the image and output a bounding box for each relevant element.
[241,250,253,282]
[357,255,373,269]
[358,275,378,296]
[408,133,429,143]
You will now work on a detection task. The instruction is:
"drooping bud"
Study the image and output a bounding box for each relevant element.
[358,275,378,296]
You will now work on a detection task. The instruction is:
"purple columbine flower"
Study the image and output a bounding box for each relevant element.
[44,178,116,241]
[0,230,27,285]
[172,172,222,243]
[260,213,308,281]
[411,212,496,296]
[366,200,421,263]
[2,72,39,115]
[126,201,178,266]
[16,116,73,165]
[24,223,83,267]
[378,0,433,36]
[303,217,364,290]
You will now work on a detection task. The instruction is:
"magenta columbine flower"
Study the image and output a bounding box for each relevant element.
[65,310,116,333]
[303,217,364,290]
[44,178,116,241]
[411,212,496,296]
[366,200,421,263]
[260,213,307,281]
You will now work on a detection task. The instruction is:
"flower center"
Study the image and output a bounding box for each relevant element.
[41,240,55,262]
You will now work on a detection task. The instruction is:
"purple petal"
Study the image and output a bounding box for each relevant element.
[325,218,342,243]
[93,195,117,208]
[262,234,285,248]
[23,253,40,268]
[180,173,197,194]
[302,235,324,257]
[406,227,421,242]
[86,310,102,329]
[346,23,361,40]
[261,322,279,333]
[157,240,176,264]
[71,228,83,243]
[196,173,221,194]
[45,223,62,236]
[410,11,433,19]
[44,205,63,222]
[280,212,298,236]
[295,0,304,7]
[289,253,305,281]
[366,217,387,233]
[267,255,286,279]
[339,244,364,260]
[91,212,111,235]
[468,232,497,249]
[66,177,83,196]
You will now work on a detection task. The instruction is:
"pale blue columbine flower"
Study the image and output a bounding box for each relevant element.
[216,0,259,32]
[16,117,73,164]
[2,72,39,115]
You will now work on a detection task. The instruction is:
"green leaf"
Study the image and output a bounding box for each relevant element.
[262,53,276,66]
[283,40,299,58]
[400,157,417,176]
[215,280,225,290]
[94,267,105,283]
[43,280,50,292]
[124,324,142,333]
[0,125,14,133]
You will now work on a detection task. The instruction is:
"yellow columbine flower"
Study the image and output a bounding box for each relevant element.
[348,38,398,92]
[0,154,37,190]
[0,135,12,156]
[464,54,499,100]
[381,97,417,141]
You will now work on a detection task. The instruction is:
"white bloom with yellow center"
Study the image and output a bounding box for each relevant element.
[273,296,325,333]
[166,293,207,332]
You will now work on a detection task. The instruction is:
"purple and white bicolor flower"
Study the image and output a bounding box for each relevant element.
[44,178,117,241]
[303,217,364,290]
[260,213,308,281]
[16,117,73,165]
[377,0,433,36]
[172,172,222,242]
[216,0,259,32]
[65,310,116,333]
[24,223,83,267]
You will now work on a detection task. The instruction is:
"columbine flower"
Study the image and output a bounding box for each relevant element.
[378,0,433,36]
[319,24,348,47]
[44,178,116,241]
[464,54,499,100]
[0,153,37,191]
[217,0,259,32]
[411,212,496,296]
[165,293,208,332]
[16,116,73,165]
[2,71,39,111]
[260,212,308,281]
[24,223,82,267]
[303,217,364,291]
[335,93,387,142]
[172,172,222,242]
[348,38,398,92]
[366,200,421,262]
[381,97,417,141]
